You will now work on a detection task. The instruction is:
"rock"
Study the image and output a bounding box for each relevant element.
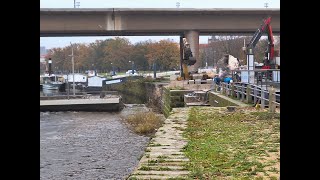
[227,106,236,112]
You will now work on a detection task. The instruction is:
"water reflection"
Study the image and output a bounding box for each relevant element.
[40,89,83,97]
[40,89,60,96]
[41,89,147,105]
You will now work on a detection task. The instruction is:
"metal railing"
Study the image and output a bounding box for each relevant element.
[212,82,280,111]
[231,69,280,90]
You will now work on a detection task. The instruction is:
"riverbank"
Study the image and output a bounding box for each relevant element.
[129,106,280,179]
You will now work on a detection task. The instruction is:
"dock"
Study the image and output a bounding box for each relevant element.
[40,97,123,112]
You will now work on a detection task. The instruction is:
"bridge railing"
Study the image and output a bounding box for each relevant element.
[212,82,280,111]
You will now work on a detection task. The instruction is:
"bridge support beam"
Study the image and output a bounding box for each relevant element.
[184,30,199,72]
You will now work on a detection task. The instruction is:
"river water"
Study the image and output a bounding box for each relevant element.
[40,106,151,180]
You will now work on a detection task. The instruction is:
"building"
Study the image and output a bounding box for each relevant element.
[63,74,87,83]
[40,55,46,63]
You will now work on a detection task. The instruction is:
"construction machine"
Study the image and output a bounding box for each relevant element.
[181,38,196,79]
[243,17,275,69]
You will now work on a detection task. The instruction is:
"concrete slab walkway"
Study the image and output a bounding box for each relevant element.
[128,108,190,179]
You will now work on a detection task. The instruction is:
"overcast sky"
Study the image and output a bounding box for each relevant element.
[40,0,280,49]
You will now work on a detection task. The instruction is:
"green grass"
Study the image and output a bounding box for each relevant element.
[251,111,280,120]
[269,167,279,173]
[183,107,280,179]
[144,76,168,82]
[139,166,152,171]
[145,148,151,152]
[148,159,157,164]
[169,86,186,90]
[158,167,172,171]
[147,157,166,164]
[149,143,162,147]
[128,177,138,180]
[157,155,169,159]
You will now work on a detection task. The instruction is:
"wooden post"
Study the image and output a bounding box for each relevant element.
[221,83,224,94]
[226,84,229,96]
[254,85,257,104]
[225,83,228,95]
[231,83,236,98]
[226,84,228,95]
[241,84,245,101]
[269,87,276,113]
[246,84,252,104]
[261,90,265,109]
[237,85,240,99]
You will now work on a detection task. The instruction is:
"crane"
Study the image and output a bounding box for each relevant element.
[244,17,275,69]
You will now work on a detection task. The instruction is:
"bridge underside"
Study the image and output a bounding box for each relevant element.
[40,8,279,37]
[40,30,280,37]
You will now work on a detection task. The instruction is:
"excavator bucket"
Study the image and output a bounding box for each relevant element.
[183,57,196,66]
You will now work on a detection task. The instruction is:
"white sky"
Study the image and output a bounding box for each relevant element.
[40,0,280,49]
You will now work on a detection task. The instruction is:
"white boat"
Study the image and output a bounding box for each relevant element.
[41,74,65,90]
[42,82,63,90]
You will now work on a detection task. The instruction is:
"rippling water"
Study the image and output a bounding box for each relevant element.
[40,106,151,180]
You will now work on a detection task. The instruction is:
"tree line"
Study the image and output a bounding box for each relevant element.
[42,36,280,74]
[45,37,180,74]
[199,36,280,67]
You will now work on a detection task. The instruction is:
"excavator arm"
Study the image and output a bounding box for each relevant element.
[265,22,274,67]
[181,38,196,79]
[246,17,274,69]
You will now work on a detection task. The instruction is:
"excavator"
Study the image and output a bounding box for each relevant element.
[244,16,275,69]
[181,38,196,79]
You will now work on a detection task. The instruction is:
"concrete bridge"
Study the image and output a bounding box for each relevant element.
[40,8,280,71]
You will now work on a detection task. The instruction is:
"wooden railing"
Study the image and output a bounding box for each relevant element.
[212,82,280,111]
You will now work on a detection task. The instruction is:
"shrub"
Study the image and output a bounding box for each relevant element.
[125,111,163,134]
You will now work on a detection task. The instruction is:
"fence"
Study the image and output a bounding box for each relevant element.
[231,69,280,90]
[212,82,280,112]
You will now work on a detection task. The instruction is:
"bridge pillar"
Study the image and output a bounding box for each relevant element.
[184,30,199,72]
